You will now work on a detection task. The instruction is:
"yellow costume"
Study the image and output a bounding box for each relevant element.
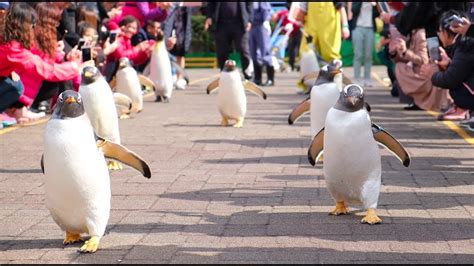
[300,2,342,62]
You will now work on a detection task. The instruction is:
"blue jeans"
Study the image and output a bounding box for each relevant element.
[352,26,375,80]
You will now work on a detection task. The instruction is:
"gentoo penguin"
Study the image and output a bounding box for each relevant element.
[297,34,320,90]
[41,90,151,253]
[115,57,143,115]
[149,32,173,103]
[206,60,267,128]
[307,84,410,224]
[78,66,122,170]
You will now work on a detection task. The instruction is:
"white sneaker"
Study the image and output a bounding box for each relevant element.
[175,79,187,90]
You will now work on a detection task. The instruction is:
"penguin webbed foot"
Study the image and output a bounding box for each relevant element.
[107,160,123,171]
[233,118,244,128]
[119,114,131,120]
[361,209,382,225]
[78,236,100,253]
[221,117,229,127]
[329,201,349,216]
[63,232,83,245]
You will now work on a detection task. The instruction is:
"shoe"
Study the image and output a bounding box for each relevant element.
[459,117,474,128]
[264,65,275,87]
[175,79,187,90]
[403,103,422,111]
[363,79,374,87]
[437,106,469,121]
[5,107,45,125]
[0,112,17,127]
[253,64,262,85]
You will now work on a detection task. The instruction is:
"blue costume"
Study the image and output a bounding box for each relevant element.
[249,2,274,86]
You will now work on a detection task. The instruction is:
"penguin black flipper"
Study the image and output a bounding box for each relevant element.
[243,80,267,100]
[138,74,155,91]
[371,123,410,167]
[206,78,220,94]
[364,102,371,112]
[288,97,310,125]
[96,138,152,178]
[40,154,44,174]
[307,128,325,166]
[302,71,319,84]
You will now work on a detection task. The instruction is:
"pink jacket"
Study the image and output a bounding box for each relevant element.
[107,2,167,30]
[0,41,80,106]
[107,34,155,66]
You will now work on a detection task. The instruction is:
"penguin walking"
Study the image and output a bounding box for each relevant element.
[206,60,267,128]
[115,58,143,115]
[113,92,133,119]
[79,66,122,170]
[307,84,410,224]
[149,33,173,103]
[41,90,151,253]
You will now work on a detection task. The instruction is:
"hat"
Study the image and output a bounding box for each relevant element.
[0,2,9,10]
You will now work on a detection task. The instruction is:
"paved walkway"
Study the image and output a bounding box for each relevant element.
[0,67,473,264]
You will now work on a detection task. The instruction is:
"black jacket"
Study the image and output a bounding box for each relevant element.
[349,2,380,32]
[205,2,253,30]
[431,37,474,110]
[395,2,468,38]
[163,5,193,53]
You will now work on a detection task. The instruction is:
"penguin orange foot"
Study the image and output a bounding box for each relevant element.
[119,114,130,120]
[221,117,229,127]
[329,201,349,216]
[64,232,83,245]
[233,118,244,128]
[78,236,100,253]
[361,209,382,224]
[107,160,123,170]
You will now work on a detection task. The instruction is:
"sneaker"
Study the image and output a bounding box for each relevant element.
[0,112,17,127]
[437,106,469,121]
[175,79,187,90]
[459,116,474,128]
[363,79,374,87]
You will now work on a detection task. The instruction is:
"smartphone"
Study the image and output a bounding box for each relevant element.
[109,32,117,43]
[426,37,440,61]
[446,14,464,28]
[78,38,86,50]
[81,47,92,62]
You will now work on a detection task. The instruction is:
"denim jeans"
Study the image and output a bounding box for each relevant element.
[352,26,375,80]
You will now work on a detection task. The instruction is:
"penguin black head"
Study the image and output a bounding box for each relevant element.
[52,90,85,119]
[334,84,365,112]
[314,59,343,86]
[223,60,237,72]
[118,57,132,69]
[81,66,102,85]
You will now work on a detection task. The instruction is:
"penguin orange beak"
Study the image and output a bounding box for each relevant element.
[65,96,76,103]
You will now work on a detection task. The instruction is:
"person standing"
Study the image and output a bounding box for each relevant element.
[249,2,274,86]
[348,2,379,86]
[204,2,253,80]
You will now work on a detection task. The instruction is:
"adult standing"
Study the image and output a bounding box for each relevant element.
[249,2,274,86]
[204,2,254,80]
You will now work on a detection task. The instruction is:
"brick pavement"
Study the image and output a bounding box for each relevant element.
[0,67,473,264]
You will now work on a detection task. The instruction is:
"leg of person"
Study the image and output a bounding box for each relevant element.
[363,27,375,86]
[214,25,233,71]
[288,30,302,71]
[234,24,252,80]
[261,24,275,86]
[30,81,60,113]
[351,27,364,81]
[249,27,262,84]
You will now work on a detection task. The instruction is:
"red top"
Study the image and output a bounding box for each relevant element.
[0,41,80,106]
[106,34,155,66]
[274,10,300,37]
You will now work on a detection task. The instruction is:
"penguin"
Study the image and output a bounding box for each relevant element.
[297,34,320,91]
[149,32,173,103]
[113,92,133,119]
[78,66,122,170]
[206,60,267,128]
[307,84,410,224]
[41,90,151,253]
[115,57,143,115]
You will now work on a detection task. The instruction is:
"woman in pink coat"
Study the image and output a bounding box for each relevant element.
[107,2,170,30]
[0,3,83,124]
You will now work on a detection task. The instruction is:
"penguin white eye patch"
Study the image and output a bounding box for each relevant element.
[343,84,364,95]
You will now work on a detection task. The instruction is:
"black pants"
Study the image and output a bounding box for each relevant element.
[214,23,251,78]
[31,80,73,110]
[287,31,302,70]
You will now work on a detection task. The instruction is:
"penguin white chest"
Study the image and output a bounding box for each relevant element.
[43,117,111,235]
[310,82,340,137]
[79,78,121,144]
[323,109,382,207]
[150,42,173,98]
[116,67,143,112]
[217,71,247,119]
